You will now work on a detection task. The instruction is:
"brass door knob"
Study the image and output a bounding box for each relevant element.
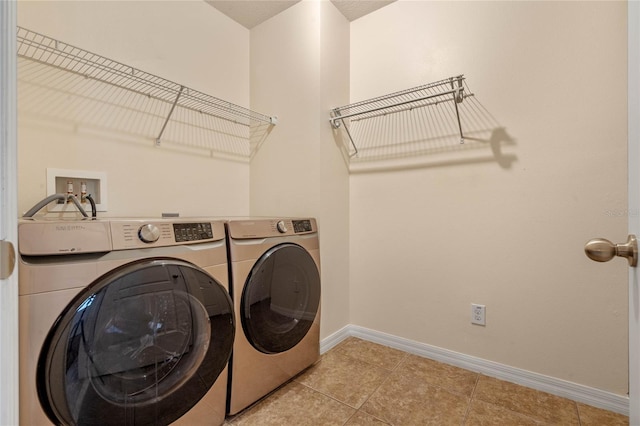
[584,234,638,267]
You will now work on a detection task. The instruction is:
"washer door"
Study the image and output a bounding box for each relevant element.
[241,243,320,354]
[37,258,234,426]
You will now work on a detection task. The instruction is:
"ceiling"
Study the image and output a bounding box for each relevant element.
[205,0,396,29]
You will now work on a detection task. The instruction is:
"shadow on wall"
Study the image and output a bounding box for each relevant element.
[331,79,517,173]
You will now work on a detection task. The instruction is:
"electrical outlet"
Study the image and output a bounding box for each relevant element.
[471,304,486,326]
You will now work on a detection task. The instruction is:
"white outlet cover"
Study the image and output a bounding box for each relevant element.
[471,303,486,326]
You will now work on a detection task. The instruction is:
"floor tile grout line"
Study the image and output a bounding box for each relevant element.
[356,350,480,425]
[340,409,358,426]
[296,380,392,425]
[387,356,482,401]
[349,351,411,425]
[357,368,396,419]
[465,376,572,426]
[335,343,412,373]
[575,401,583,426]
[461,373,481,425]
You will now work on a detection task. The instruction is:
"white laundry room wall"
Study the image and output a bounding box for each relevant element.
[17,1,252,217]
[349,1,628,395]
[249,0,351,339]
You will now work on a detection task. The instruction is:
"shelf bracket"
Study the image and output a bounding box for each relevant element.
[330,111,359,157]
[452,76,465,144]
[156,85,185,146]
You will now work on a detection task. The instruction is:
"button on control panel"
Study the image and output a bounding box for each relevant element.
[173,223,214,242]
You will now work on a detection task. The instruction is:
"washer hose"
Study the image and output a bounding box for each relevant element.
[67,195,88,218]
[22,193,89,218]
[85,194,97,219]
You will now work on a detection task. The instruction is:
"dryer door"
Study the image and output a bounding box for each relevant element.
[241,243,320,354]
[37,258,234,426]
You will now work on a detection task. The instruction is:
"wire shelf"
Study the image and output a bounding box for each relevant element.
[330,75,472,159]
[16,26,276,157]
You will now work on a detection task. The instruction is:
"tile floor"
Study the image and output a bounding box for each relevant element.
[225,337,629,426]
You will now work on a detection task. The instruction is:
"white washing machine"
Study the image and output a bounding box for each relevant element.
[18,218,234,426]
[225,218,321,415]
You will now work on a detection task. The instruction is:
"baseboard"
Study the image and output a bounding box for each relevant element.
[320,324,629,416]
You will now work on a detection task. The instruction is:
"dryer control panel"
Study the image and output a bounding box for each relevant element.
[227,218,317,239]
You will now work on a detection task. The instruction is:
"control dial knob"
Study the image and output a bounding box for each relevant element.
[139,224,160,243]
[276,220,288,234]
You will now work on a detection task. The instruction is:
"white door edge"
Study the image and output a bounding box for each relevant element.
[628,1,640,424]
[0,1,19,424]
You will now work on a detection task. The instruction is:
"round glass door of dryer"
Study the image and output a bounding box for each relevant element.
[37,258,235,426]
[241,243,320,354]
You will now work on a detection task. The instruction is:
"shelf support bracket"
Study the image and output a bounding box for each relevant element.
[452,76,465,144]
[331,111,359,157]
[156,85,184,146]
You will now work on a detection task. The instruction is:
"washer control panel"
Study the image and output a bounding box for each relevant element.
[111,219,223,249]
[292,219,313,233]
[173,222,214,242]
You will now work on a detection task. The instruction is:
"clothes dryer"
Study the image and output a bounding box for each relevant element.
[225,218,320,415]
[18,218,234,426]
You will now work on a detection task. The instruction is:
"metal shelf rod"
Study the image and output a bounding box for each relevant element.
[349,93,473,123]
[330,86,463,127]
[156,86,184,145]
[451,79,465,143]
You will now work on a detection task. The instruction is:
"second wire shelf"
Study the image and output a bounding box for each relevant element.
[330,75,472,158]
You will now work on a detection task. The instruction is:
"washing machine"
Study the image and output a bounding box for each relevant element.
[225,217,321,415]
[18,217,235,426]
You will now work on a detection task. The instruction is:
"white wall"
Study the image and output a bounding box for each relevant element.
[349,1,628,394]
[15,0,628,399]
[318,0,351,339]
[17,1,251,217]
[250,0,351,338]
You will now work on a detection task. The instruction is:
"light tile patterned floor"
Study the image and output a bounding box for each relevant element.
[226,337,629,425]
